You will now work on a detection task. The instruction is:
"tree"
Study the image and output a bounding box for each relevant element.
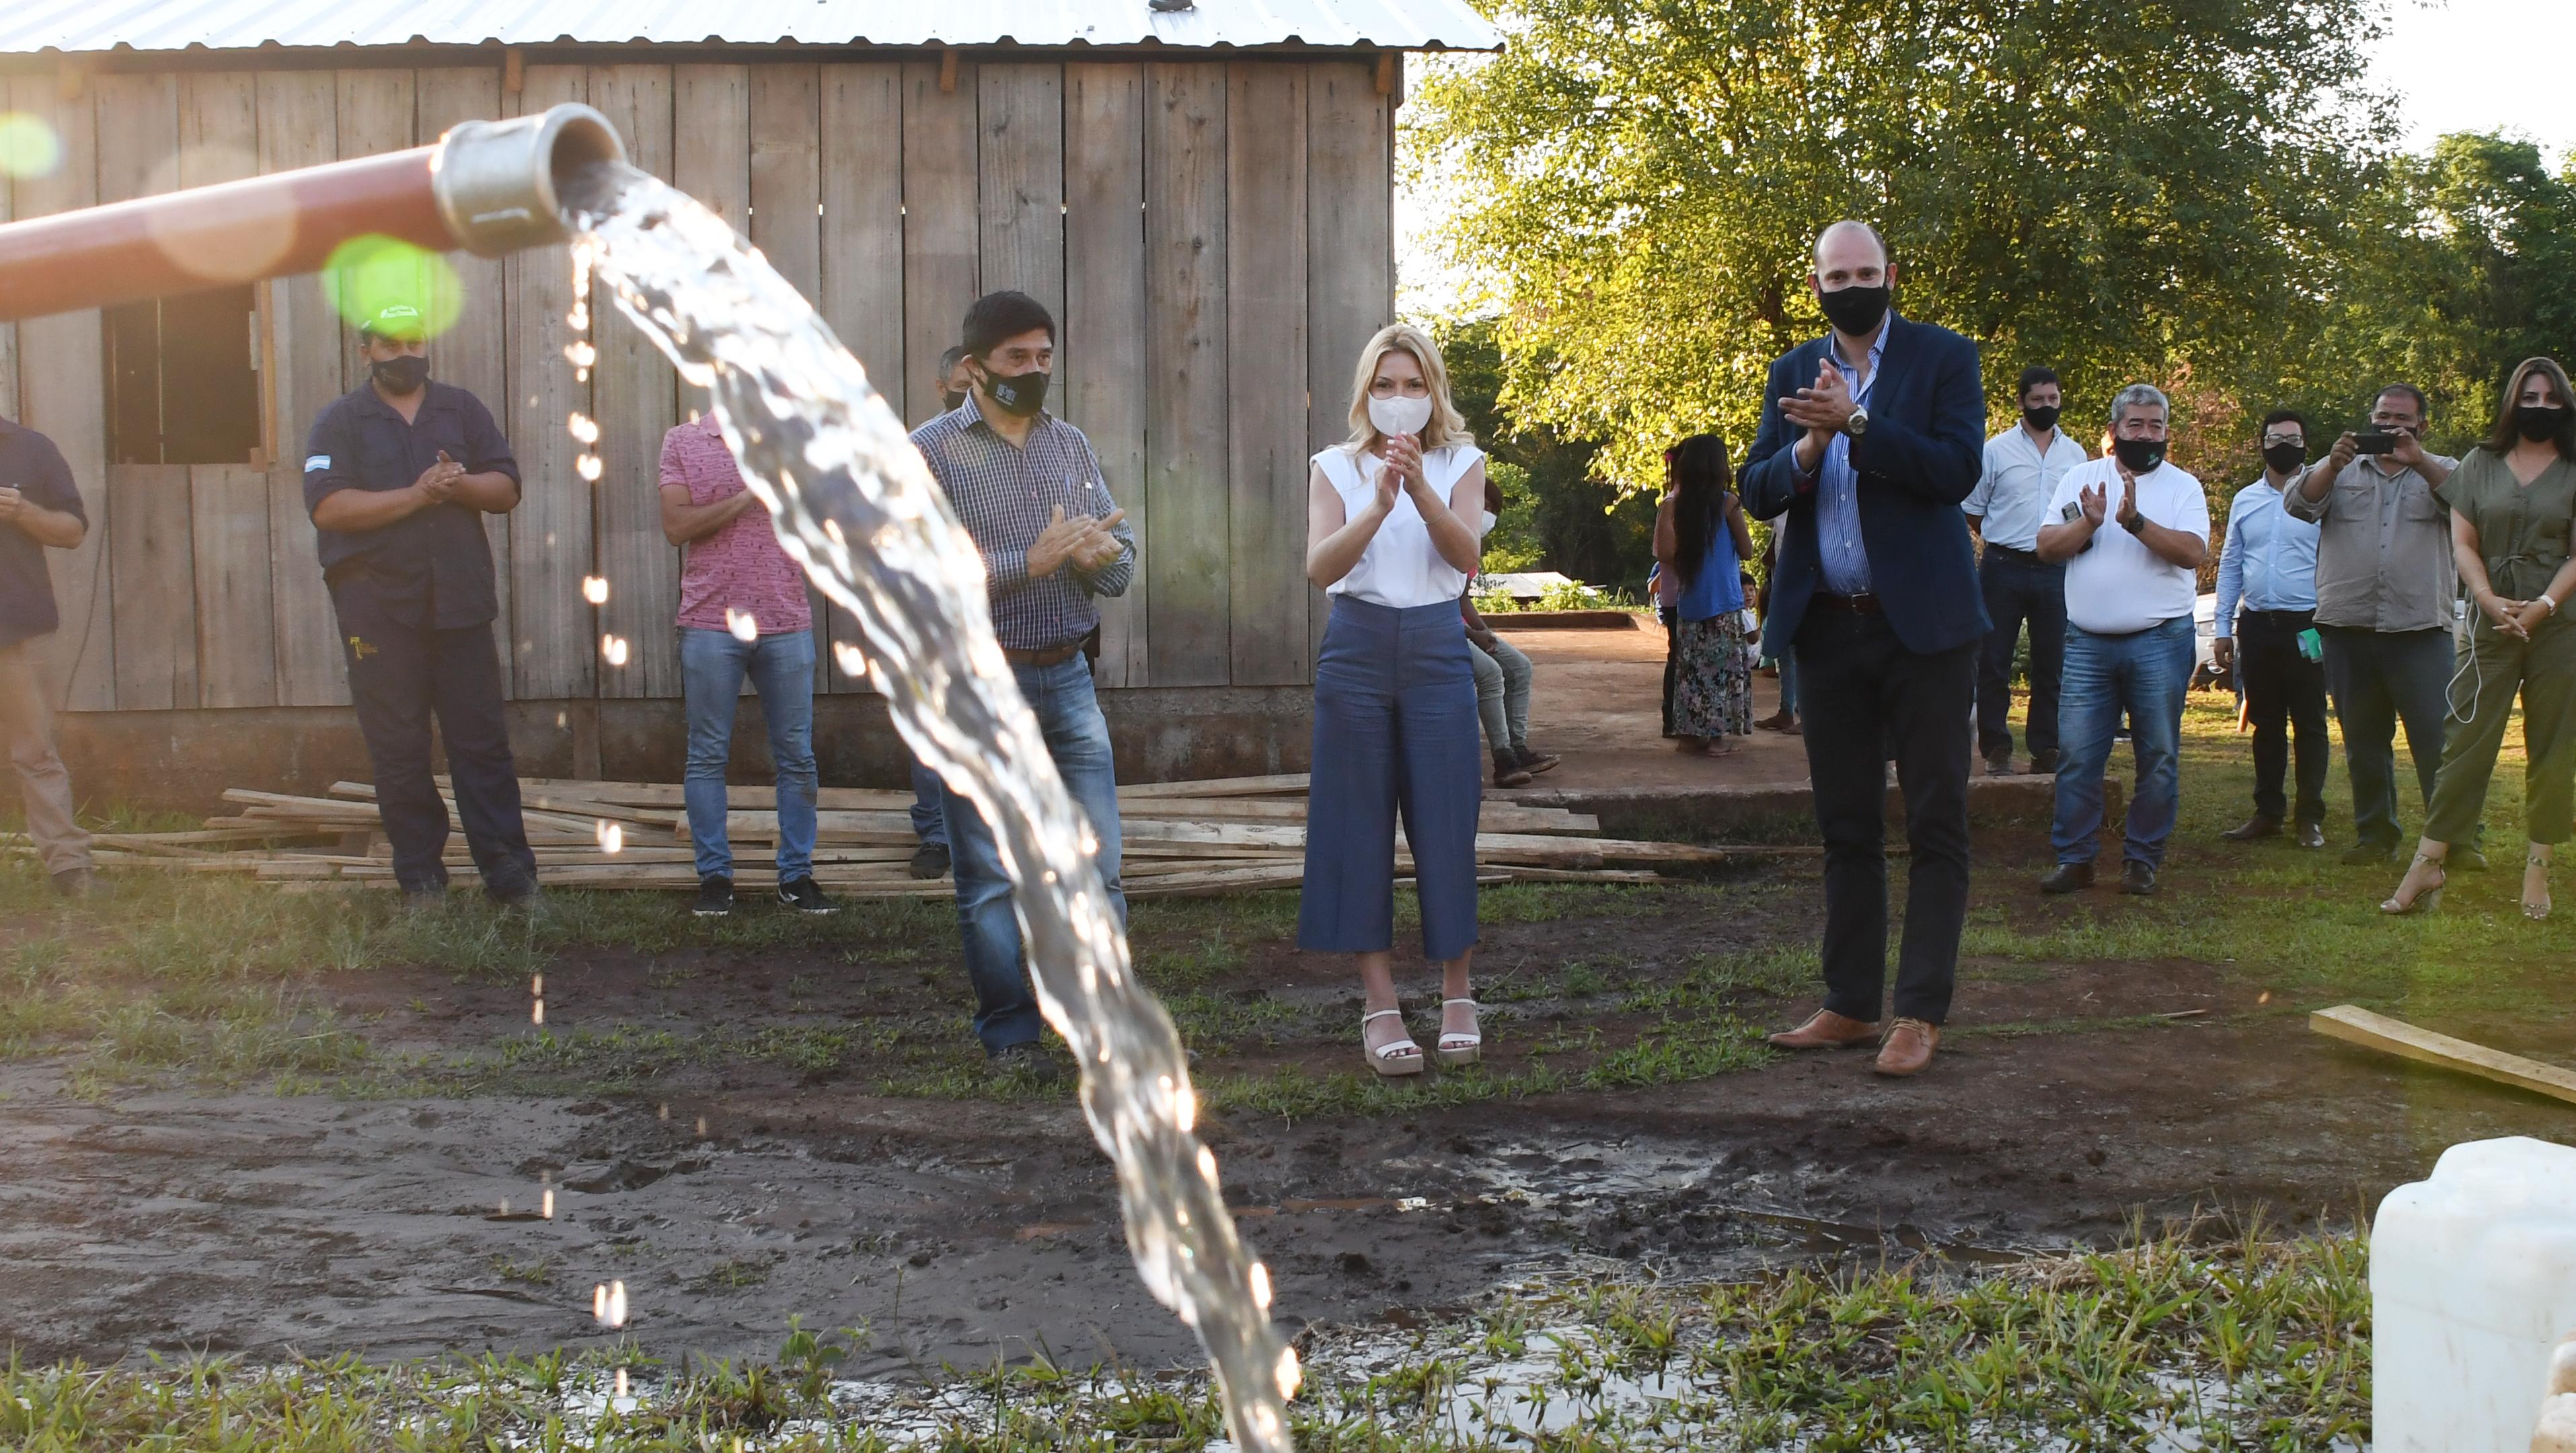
[1438,316,1658,589]
[1408,0,2402,494]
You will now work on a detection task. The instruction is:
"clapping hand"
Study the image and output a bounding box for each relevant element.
[1068,507,1129,572]
[1030,505,1129,578]
[1779,357,1856,439]
[1383,433,1432,502]
[0,486,22,524]
[2113,470,2141,529]
[2078,478,2109,528]
[414,451,465,503]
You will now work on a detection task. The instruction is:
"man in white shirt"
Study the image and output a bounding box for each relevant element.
[2211,408,2327,848]
[2034,384,2212,896]
[1964,365,2089,776]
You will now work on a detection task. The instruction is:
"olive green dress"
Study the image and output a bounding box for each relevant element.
[2423,449,2576,845]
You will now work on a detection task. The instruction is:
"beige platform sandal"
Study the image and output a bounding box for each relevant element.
[1435,998,1482,1068]
[1361,1006,1424,1078]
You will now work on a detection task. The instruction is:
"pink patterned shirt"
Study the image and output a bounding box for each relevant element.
[661,416,812,634]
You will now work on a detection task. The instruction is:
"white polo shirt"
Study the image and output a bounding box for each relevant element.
[2048,457,2211,635]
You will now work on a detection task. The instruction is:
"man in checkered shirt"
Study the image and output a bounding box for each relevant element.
[909,291,1135,1080]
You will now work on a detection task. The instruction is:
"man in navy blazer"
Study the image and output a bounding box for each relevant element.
[1741,221,1989,1078]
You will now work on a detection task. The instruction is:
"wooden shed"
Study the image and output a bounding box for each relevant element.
[0,0,1499,805]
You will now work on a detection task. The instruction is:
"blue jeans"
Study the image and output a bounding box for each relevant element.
[939,657,1126,1054]
[680,627,819,881]
[908,760,948,848]
[2051,616,2193,868]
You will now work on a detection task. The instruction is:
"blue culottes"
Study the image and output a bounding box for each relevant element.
[1298,596,1484,961]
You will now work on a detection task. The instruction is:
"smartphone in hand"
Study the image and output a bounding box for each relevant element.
[2355,431,2398,455]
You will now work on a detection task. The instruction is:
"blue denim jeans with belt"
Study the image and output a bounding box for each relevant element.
[938,656,1126,1055]
[680,626,818,881]
[2051,615,2194,868]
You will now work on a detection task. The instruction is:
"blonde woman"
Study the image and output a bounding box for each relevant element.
[1301,324,1488,1077]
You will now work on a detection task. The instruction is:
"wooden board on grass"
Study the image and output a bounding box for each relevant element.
[2310,1004,2576,1107]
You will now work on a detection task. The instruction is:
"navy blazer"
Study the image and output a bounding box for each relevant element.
[1740,315,1990,657]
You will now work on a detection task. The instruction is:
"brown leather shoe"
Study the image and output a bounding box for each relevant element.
[1767,1008,1880,1051]
[1873,1018,1940,1076]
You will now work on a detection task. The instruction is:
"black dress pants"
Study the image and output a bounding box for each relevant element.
[332,582,537,897]
[2235,609,2328,827]
[1975,549,2066,763]
[1794,605,1977,1026]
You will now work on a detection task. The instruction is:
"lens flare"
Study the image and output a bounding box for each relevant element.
[602,634,630,667]
[0,112,63,180]
[322,235,465,338]
[597,821,624,854]
[582,574,610,604]
[833,641,868,678]
[568,412,601,445]
[726,607,759,642]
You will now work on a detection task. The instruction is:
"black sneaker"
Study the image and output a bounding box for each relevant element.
[908,842,952,881]
[2026,748,2061,775]
[1514,745,1562,777]
[778,877,837,915]
[2119,860,2159,896]
[1492,751,1535,788]
[987,1041,1067,1084]
[693,875,734,917]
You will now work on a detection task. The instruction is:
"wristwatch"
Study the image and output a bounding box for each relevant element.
[1844,407,1870,439]
[2121,511,2148,535]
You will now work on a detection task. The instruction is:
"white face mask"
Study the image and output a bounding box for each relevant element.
[1477,510,1499,537]
[1368,392,1434,439]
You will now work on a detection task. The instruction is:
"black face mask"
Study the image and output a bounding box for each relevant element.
[941,389,968,412]
[1817,283,1890,338]
[2516,404,2571,442]
[2262,442,2306,474]
[371,355,430,395]
[2022,404,2061,433]
[983,368,1049,418]
[2113,437,2168,472]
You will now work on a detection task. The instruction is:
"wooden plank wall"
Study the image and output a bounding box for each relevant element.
[5,54,1390,714]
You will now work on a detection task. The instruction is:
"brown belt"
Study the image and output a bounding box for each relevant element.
[1811,591,1884,616]
[1003,642,1085,667]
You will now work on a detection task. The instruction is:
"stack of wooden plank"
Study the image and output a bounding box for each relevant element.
[36,774,1727,898]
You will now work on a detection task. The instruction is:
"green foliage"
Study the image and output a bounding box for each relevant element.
[1408,0,2424,498]
[1440,314,1658,589]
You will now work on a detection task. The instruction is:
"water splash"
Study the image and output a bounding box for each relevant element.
[561,161,1295,1450]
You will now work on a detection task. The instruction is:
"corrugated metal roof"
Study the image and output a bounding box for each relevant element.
[0,0,1501,57]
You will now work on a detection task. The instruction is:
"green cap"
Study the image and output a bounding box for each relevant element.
[360,301,427,342]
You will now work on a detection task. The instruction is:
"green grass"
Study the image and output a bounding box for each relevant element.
[0,1220,2370,1450]
[2,686,2567,1105]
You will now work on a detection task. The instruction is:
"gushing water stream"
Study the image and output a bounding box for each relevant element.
[560,161,1296,1450]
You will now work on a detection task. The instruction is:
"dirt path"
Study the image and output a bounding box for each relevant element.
[7,874,2565,1379]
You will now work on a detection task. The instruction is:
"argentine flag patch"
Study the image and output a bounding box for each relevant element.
[305,455,331,472]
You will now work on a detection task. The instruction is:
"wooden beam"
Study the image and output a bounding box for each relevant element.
[2310,1004,2576,1107]
[1373,51,1396,97]
[502,48,525,96]
[939,46,959,94]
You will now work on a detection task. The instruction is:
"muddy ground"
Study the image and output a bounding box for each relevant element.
[5,835,2568,1381]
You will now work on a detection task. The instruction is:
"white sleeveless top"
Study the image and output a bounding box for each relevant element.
[1316,441,1486,609]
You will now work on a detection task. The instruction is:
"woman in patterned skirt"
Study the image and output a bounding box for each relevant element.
[1654,433,1755,755]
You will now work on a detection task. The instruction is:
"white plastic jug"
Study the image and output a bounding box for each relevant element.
[2373,1136,2576,1452]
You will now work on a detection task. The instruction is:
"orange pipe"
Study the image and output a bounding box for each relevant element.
[0,148,445,321]
[0,104,624,324]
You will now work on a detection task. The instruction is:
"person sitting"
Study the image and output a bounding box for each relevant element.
[1461,590,1559,786]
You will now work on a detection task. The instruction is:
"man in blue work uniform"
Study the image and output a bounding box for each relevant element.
[303,303,537,904]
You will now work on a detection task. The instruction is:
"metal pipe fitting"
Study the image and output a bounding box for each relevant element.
[431,104,626,258]
[0,103,626,323]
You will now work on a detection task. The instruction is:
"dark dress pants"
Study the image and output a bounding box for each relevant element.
[2236,609,2328,827]
[1794,605,1976,1026]
[333,583,537,897]
[1975,549,2065,763]
[2319,625,2452,848]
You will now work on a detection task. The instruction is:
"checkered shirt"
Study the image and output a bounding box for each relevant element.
[909,394,1135,651]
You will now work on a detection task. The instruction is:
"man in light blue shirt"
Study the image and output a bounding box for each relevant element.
[2212,408,2327,847]
[1964,365,2088,775]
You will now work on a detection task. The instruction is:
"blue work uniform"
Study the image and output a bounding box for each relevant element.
[303,380,535,898]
